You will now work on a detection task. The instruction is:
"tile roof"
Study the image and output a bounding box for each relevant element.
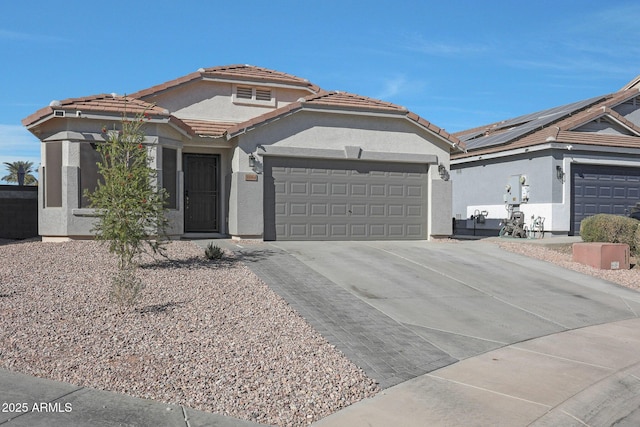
[302,91,409,112]
[22,65,462,151]
[131,64,320,99]
[200,64,320,90]
[22,94,170,127]
[452,87,640,159]
[180,119,237,138]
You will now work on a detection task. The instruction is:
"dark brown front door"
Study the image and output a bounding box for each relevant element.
[184,154,219,232]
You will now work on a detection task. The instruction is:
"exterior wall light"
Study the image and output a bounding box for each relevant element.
[438,164,450,181]
[556,165,565,181]
[248,153,256,168]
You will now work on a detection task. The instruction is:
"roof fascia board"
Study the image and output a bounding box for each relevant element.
[403,116,464,153]
[451,141,640,165]
[299,105,407,118]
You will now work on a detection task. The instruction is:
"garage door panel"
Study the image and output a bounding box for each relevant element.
[330,224,348,237]
[310,203,327,215]
[407,205,423,216]
[351,183,367,196]
[388,205,405,216]
[370,185,386,196]
[331,204,348,216]
[331,183,348,195]
[265,157,428,240]
[289,224,308,237]
[310,224,328,237]
[310,182,328,195]
[290,203,307,216]
[289,182,308,195]
[571,164,640,234]
[351,204,367,216]
[388,185,404,197]
[370,204,385,216]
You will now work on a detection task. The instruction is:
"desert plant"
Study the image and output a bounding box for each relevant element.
[85,107,168,306]
[204,242,224,260]
[580,214,640,255]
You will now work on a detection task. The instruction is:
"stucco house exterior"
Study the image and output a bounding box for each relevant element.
[451,77,640,236]
[23,65,464,241]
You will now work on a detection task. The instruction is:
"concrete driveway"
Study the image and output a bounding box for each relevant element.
[277,240,639,348]
[220,239,640,425]
[224,239,640,380]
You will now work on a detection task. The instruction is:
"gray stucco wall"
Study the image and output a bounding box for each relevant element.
[229,110,453,239]
[451,153,554,220]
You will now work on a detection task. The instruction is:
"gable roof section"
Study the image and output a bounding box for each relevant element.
[23,94,168,125]
[226,91,464,151]
[452,87,640,159]
[22,94,192,135]
[131,64,320,100]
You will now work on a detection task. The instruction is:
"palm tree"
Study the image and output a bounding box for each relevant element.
[2,161,38,185]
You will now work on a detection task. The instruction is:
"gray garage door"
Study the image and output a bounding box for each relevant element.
[263,157,428,240]
[571,164,640,234]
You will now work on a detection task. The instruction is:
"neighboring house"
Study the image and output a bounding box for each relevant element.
[451,77,640,236]
[23,65,464,241]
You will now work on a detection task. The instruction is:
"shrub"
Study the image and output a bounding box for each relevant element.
[85,106,169,306]
[204,243,224,260]
[580,214,640,255]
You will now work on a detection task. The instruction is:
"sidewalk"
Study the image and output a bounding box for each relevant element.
[0,369,264,427]
[313,318,640,426]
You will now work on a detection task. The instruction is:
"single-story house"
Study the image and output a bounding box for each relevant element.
[451,77,640,236]
[23,65,464,241]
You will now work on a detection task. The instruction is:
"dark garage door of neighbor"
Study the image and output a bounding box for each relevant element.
[571,164,640,234]
[263,157,428,241]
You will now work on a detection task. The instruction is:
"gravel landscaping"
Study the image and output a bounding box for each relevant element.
[496,240,639,290]
[0,239,378,426]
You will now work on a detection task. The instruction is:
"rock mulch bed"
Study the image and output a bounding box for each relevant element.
[0,240,378,426]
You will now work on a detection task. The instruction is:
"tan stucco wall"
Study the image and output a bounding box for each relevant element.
[142,80,311,123]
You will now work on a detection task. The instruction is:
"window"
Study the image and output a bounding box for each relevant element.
[162,147,178,209]
[45,142,62,207]
[79,143,103,208]
[233,85,275,106]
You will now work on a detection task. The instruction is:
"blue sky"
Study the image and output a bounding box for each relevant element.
[2,0,640,181]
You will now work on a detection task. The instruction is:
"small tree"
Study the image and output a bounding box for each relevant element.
[2,161,38,185]
[85,110,168,305]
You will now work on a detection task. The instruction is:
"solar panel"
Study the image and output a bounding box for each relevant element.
[464,95,606,151]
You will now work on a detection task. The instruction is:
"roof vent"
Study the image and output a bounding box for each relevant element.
[197,68,205,72]
[49,100,61,107]
[53,110,65,118]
